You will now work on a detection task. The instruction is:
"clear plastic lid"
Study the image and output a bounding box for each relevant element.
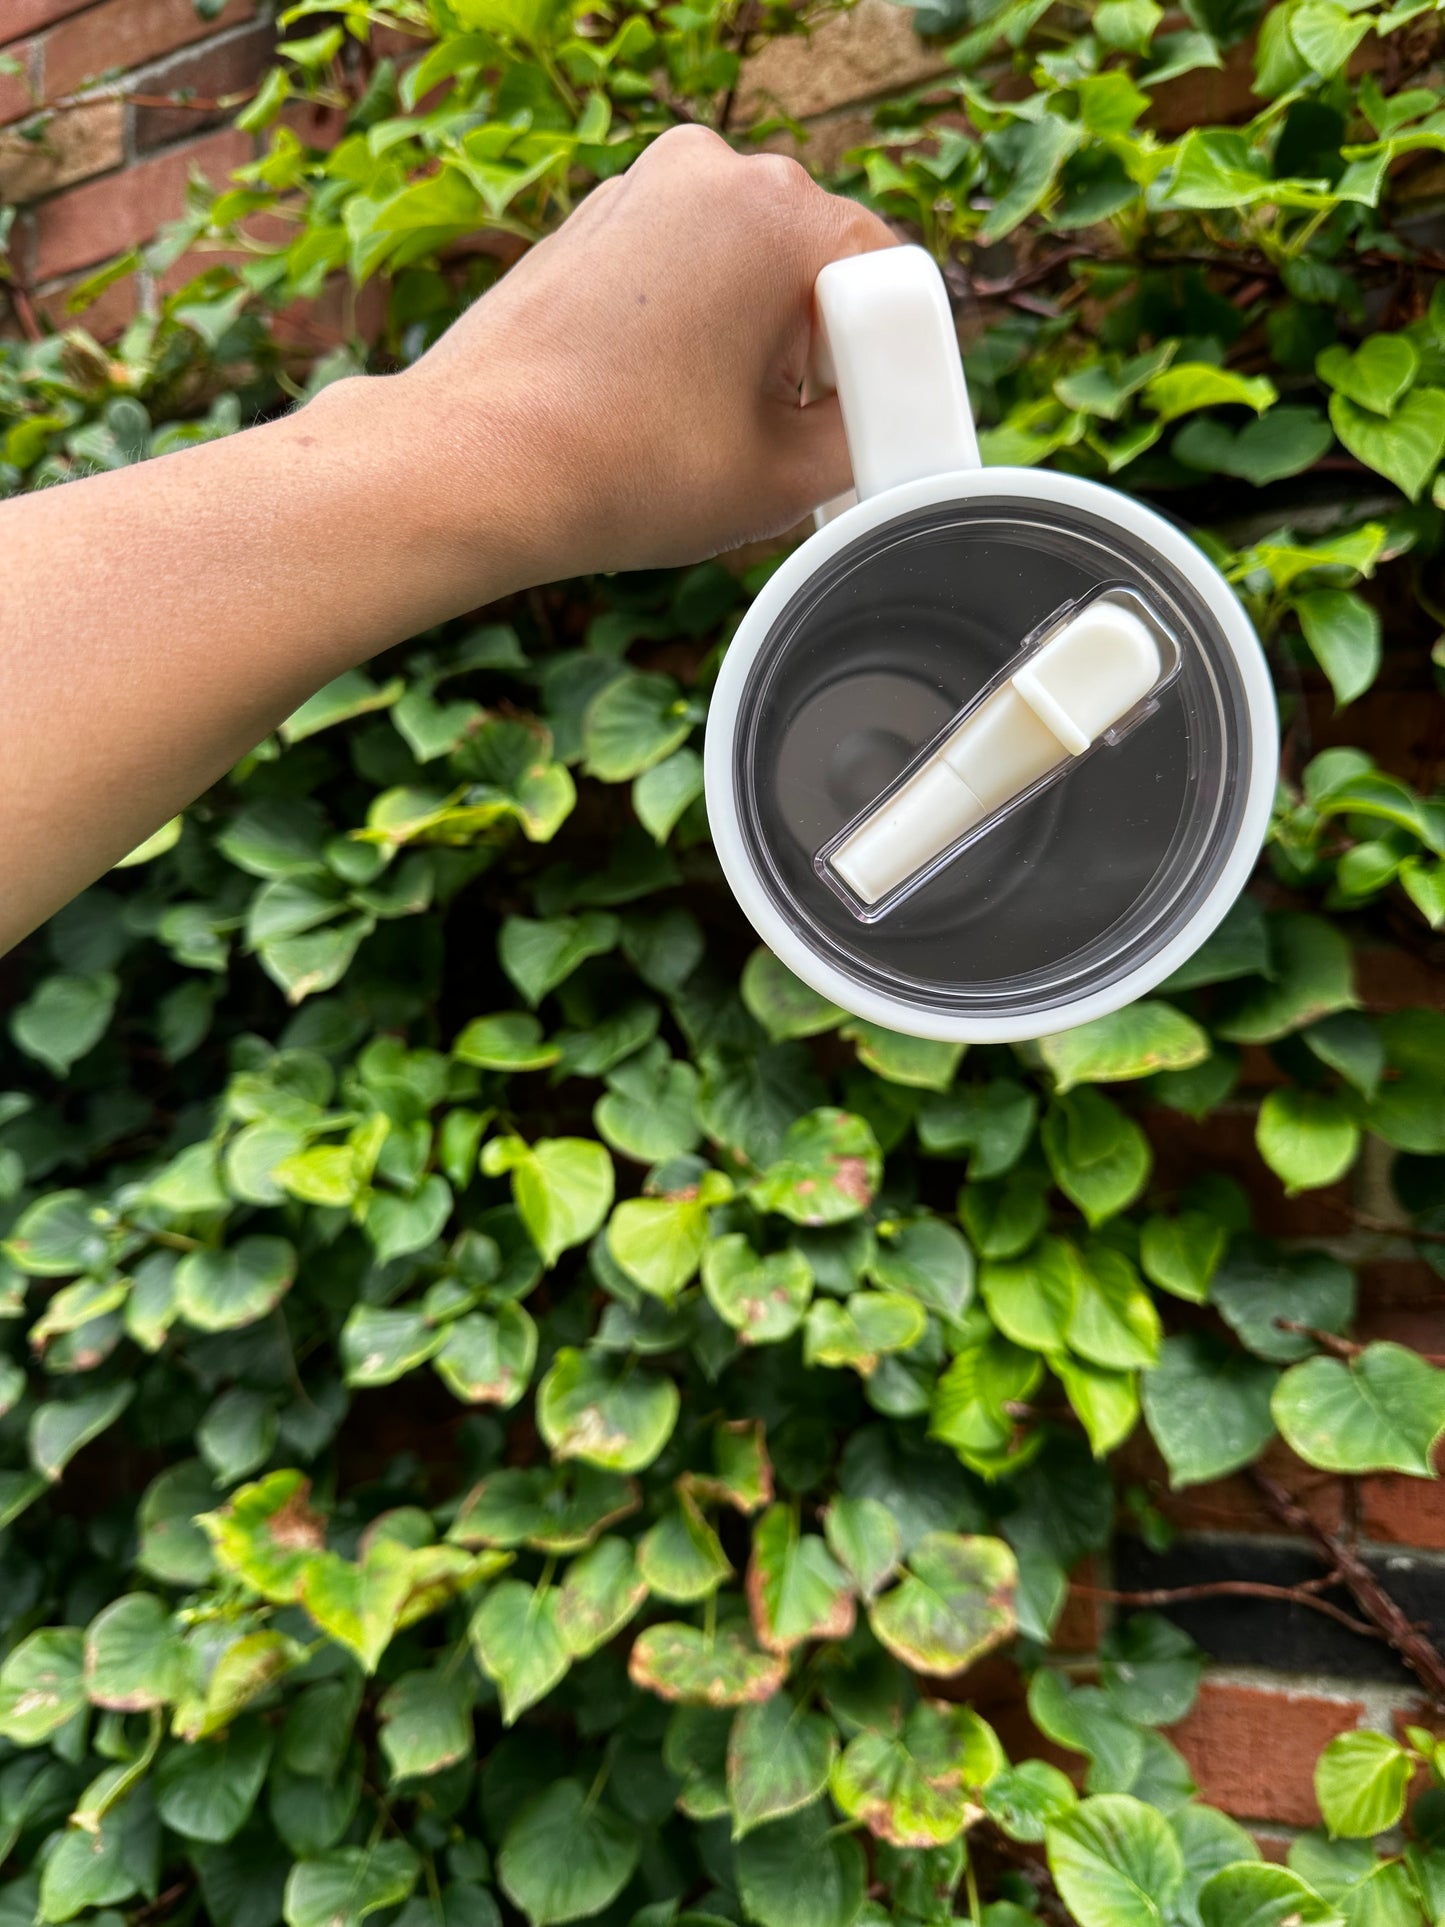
[726,496,1257,1027]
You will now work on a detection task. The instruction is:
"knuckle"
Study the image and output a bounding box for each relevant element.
[648,123,730,163]
[750,151,813,203]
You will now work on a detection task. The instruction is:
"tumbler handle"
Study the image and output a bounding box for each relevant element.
[809,244,980,524]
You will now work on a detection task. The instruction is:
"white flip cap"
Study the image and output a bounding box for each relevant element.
[828,595,1166,907]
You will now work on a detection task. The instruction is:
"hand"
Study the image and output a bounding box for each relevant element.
[382,124,896,587]
[0,127,894,950]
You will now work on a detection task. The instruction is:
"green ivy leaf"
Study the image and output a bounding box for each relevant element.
[481,1136,614,1266]
[803,1291,927,1375]
[982,1238,1079,1353]
[1100,1615,1204,1725]
[1256,1088,1361,1193]
[536,1348,679,1472]
[1272,1341,1445,1474]
[1216,913,1356,1044]
[841,1020,965,1091]
[554,1536,647,1658]
[84,1593,189,1710]
[469,1580,568,1724]
[747,1503,856,1654]
[983,1760,1079,1843]
[1173,406,1332,485]
[919,1079,1037,1178]
[1042,1090,1151,1225]
[740,949,844,1042]
[10,973,118,1078]
[1295,590,1383,707]
[175,1237,297,1333]
[633,746,704,844]
[453,1012,560,1072]
[594,1042,701,1163]
[30,1382,134,1482]
[154,1719,273,1841]
[583,672,693,782]
[1211,1247,1355,1363]
[867,1532,1017,1676]
[1040,1004,1209,1093]
[448,1464,638,1554]
[1047,1794,1186,1927]
[728,1691,837,1838]
[751,1109,882,1225]
[733,1803,867,1927]
[282,1844,419,1927]
[1329,387,1445,500]
[498,1779,640,1926]
[498,913,618,1007]
[702,1234,813,1345]
[627,1623,787,1706]
[341,1305,443,1389]
[433,1305,538,1407]
[1145,363,1275,422]
[1197,1862,1339,1927]
[1317,336,1417,413]
[298,1541,413,1673]
[638,1494,732,1603]
[1314,1730,1412,1840]
[822,1496,902,1602]
[0,1628,86,1743]
[1142,1334,1278,1486]
[870,1218,975,1321]
[1055,1355,1141,1459]
[831,1701,998,1847]
[1139,1212,1227,1303]
[1066,1248,1162,1372]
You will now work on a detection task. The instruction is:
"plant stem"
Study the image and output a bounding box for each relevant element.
[1251,1465,1445,1707]
[1074,1575,1381,1642]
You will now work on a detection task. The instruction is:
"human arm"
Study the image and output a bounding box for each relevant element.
[0,127,892,953]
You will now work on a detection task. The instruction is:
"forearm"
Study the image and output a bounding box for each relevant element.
[0,374,523,952]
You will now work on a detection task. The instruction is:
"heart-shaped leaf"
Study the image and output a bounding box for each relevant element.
[1272,1341,1445,1475]
[468,1579,568,1724]
[727,1691,836,1837]
[1330,387,1445,500]
[628,1622,787,1706]
[1047,1794,1185,1927]
[536,1348,679,1472]
[554,1536,647,1658]
[750,1109,882,1225]
[1317,336,1418,413]
[497,1780,640,1927]
[702,1235,813,1344]
[869,1532,1016,1676]
[482,1136,614,1266]
[746,1503,856,1654]
[831,1701,1001,1847]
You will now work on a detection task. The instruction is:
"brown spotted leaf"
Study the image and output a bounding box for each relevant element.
[199,1470,326,1604]
[830,1701,1003,1847]
[746,1503,856,1655]
[750,1110,882,1226]
[628,1622,786,1707]
[868,1532,1017,1677]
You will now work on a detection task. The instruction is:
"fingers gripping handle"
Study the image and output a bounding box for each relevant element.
[812,245,980,511]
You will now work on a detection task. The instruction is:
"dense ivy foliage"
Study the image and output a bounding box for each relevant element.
[3,0,1445,1921]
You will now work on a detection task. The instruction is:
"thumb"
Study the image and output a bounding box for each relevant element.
[768,390,855,530]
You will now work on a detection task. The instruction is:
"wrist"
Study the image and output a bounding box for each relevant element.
[297,370,543,627]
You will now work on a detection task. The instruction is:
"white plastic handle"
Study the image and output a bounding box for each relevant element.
[812,244,980,509]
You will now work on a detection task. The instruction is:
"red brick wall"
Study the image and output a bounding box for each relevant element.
[0,0,273,331]
[2,0,1444,1868]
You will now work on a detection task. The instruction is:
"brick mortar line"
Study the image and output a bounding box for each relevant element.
[18,119,254,223]
[1185,1661,1418,1726]
[1152,1527,1445,1570]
